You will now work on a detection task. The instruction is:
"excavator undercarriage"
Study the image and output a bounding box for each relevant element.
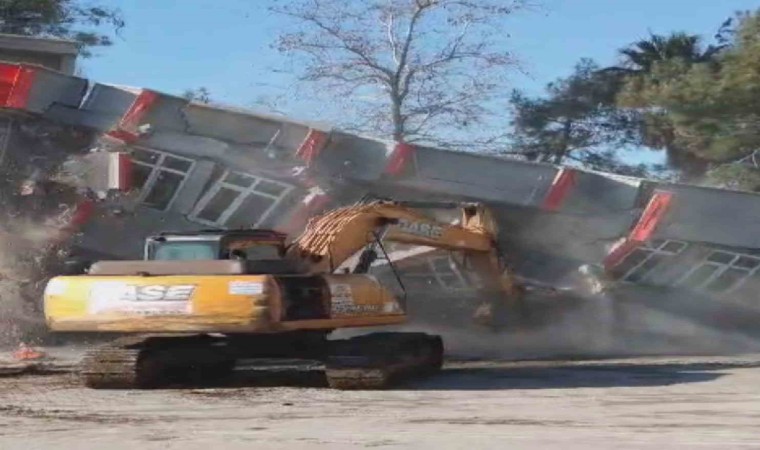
[80,331,443,390]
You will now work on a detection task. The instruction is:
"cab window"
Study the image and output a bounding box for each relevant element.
[153,242,218,260]
[224,243,282,260]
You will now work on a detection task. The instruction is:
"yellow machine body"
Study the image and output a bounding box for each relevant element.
[45,273,405,333]
[44,200,517,336]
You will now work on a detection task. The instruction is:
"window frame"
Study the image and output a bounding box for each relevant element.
[676,249,760,294]
[0,117,12,164]
[621,239,689,283]
[403,254,471,291]
[188,169,293,228]
[131,147,195,211]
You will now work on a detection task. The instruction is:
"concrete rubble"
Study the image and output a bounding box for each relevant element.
[0,37,758,359]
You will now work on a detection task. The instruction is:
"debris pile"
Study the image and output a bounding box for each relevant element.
[0,117,101,346]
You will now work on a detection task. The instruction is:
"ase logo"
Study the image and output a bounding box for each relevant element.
[90,282,196,302]
[120,285,196,301]
[395,219,443,239]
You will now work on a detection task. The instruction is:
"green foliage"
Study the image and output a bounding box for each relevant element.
[616,10,760,189]
[509,59,643,174]
[509,23,753,180]
[617,32,722,74]
[0,0,124,57]
[613,32,725,178]
[706,163,760,192]
[504,8,760,189]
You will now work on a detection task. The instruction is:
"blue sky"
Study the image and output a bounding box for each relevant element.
[82,1,759,164]
[84,1,759,101]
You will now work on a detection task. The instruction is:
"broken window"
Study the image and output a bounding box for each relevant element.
[620,239,688,283]
[677,250,760,294]
[189,170,292,228]
[130,147,195,211]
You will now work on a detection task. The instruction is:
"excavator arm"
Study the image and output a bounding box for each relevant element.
[285,200,520,308]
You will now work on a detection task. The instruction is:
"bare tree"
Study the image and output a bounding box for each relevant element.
[270,0,526,145]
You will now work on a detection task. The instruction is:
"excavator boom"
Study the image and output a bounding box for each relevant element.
[287,200,516,297]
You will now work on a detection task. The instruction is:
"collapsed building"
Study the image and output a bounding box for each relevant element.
[1,35,759,353]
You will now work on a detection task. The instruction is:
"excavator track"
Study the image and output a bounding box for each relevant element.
[81,334,235,389]
[325,332,443,390]
[80,335,154,389]
[81,346,144,389]
[81,332,444,390]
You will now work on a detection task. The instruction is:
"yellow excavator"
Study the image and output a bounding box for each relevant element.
[43,200,521,389]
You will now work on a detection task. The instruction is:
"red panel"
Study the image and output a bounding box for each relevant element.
[384,142,415,176]
[630,191,673,242]
[68,199,96,228]
[0,64,21,105]
[109,90,159,142]
[6,66,36,109]
[603,190,674,271]
[118,152,133,191]
[106,129,137,143]
[49,198,96,246]
[542,168,577,211]
[121,90,158,130]
[0,63,36,109]
[295,129,329,166]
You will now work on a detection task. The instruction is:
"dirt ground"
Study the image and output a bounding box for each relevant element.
[0,353,759,449]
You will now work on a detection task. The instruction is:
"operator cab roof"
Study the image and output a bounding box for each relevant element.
[148,229,288,242]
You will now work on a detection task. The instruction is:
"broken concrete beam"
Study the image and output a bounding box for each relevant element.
[0,62,86,115]
[45,83,141,131]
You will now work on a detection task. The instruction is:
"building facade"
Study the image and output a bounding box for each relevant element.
[0,48,759,347]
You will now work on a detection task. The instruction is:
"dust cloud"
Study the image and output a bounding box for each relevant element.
[359,207,760,361]
[399,287,760,361]
[365,256,760,361]
[0,154,97,347]
[0,213,78,346]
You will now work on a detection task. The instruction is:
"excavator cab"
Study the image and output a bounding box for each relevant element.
[144,229,288,261]
[59,229,292,275]
[142,229,300,275]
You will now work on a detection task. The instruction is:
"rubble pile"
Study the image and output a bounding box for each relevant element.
[0,117,99,346]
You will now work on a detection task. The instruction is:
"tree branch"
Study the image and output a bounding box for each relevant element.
[280,9,394,79]
[270,0,524,144]
[386,8,399,65]
[395,3,429,81]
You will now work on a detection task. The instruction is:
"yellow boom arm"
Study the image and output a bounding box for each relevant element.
[286,200,518,298]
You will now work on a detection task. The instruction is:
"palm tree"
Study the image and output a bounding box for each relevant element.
[601,33,725,180]
[615,32,723,74]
